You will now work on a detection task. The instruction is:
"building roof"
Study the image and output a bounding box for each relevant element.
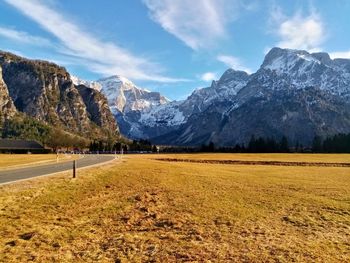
[0,139,44,150]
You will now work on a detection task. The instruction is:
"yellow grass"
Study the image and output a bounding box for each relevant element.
[0,154,81,169]
[0,154,349,262]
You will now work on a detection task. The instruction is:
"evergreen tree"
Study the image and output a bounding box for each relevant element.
[248,135,256,152]
[279,136,289,153]
[294,141,300,153]
[312,136,323,153]
[208,141,215,152]
[267,137,278,153]
[323,133,350,153]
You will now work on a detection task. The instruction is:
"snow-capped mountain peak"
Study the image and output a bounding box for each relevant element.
[262,48,322,73]
[96,75,169,114]
[98,75,136,91]
[71,75,102,91]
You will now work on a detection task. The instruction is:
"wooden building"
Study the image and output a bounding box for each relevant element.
[0,139,46,153]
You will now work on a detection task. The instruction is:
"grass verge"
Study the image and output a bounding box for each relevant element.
[0,154,81,169]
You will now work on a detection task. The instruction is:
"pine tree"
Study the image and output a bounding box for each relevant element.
[312,136,323,153]
[208,142,215,152]
[279,136,289,153]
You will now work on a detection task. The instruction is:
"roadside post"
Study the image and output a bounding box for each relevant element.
[73,160,77,178]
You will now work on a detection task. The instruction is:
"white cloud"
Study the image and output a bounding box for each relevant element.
[329,51,350,59]
[217,55,252,73]
[4,0,185,82]
[0,26,52,47]
[143,0,245,50]
[200,72,217,82]
[271,8,325,51]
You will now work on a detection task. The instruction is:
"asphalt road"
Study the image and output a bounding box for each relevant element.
[0,155,116,185]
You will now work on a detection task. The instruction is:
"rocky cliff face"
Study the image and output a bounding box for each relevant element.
[158,86,350,146]
[72,74,170,138]
[0,64,16,121]
[73,75,170,138]
[0,51,118,137]
[76,84,118,133]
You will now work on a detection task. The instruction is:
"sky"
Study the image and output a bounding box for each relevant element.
[1,0,350,100]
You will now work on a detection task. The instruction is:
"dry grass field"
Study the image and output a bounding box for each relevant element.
[0,154,80,169]
[164,153,350,163]
[0,154,349,262]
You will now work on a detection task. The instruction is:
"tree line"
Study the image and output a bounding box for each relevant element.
[199,136,290,153]
[312,134,350,153]
[2,115,350,153]
[0,114,158,153]
[0,114,114,152]
[89,139,158,153]
[162,133,350,153]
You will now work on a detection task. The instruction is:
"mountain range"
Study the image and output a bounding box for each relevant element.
[74,47,350,146]
[156,48,350,146]
[2,47,350,147]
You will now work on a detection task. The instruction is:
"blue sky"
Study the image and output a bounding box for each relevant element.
[1,0,350,100]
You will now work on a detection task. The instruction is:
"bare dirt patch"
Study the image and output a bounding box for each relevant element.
[156,158,350,167]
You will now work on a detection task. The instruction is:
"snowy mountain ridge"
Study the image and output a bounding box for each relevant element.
[73,47,350,145]
[260,47,350,96]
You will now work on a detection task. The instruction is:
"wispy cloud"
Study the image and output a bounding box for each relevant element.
[0,26,53,47]
[270,7,325,51]
[217,55,252,73]
[4,0,185,82]
[143,0,250,50]
[200,72,218,82]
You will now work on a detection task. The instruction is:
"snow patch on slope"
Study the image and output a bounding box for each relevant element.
[71,76,102,91]
[139,101,186,127]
